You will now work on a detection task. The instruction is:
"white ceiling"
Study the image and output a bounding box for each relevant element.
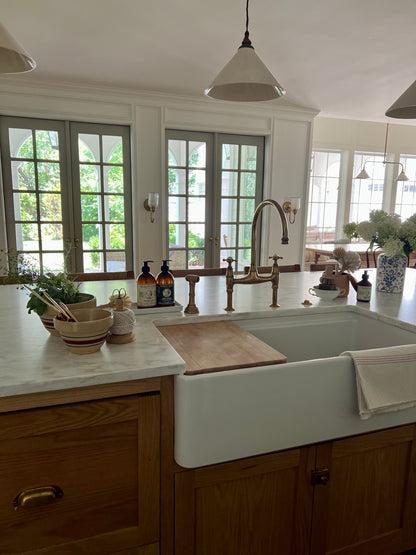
[2,0,416,124]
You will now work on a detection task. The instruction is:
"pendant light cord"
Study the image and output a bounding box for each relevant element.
[383,123,389,163]
[241,0,252,47]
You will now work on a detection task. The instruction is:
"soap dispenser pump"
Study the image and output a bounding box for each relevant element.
[137,260,157,308]
[156,259,175,306]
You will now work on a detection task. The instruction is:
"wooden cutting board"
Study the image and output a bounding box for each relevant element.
[158,321,287,375]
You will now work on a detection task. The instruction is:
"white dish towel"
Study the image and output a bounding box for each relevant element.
[341,344,416,420]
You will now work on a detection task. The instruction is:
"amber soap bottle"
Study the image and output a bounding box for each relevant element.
[156,259,175,306]
[137,260,157,308]
[356,270,372,302]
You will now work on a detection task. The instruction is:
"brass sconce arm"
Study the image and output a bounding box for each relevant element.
[283,197,301,224]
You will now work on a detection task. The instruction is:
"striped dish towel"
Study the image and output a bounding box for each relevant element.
[341,345,416,420]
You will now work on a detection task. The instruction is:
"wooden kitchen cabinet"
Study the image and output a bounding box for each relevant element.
[174,425,416,555]
[310,425,416,555]
[0,391,160,555]
[174,446,316,555]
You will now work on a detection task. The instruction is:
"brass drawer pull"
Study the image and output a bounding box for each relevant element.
[13,485,63,509]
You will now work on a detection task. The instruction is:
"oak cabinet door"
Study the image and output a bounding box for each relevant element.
[311,425,416,555]
[0,394,160,554]
[175,447,315,555]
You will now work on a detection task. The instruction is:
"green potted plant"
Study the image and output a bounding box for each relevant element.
[26,272,96,335]
[0,249,96,335]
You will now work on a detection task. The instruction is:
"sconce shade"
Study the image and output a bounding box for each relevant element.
[355,168,371,179]
[0,23,36,74]
[205,45,285,102]
[385,80,416,119]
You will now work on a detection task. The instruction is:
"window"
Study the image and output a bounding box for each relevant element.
[1,117,132,275]
[167,131,264,272]
[307,150,341,243]
[395,155,416,218]
[350,152,385,223]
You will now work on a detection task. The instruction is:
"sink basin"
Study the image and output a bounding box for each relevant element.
[174,308,416,468]
[236,309,416,362]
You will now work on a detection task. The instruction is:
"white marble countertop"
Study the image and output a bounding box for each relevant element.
[1,268,416,399]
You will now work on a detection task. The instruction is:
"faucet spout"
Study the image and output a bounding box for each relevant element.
[224,199,290,311]
[246,199,288,273]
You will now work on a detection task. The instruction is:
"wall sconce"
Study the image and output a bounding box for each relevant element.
[283,197,301,224]
[144,193,159,223]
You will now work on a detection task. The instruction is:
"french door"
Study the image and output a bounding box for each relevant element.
[167,130,264,272]
[1,116,132,274]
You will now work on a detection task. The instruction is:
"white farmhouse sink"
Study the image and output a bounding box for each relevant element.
[174,308,416,468]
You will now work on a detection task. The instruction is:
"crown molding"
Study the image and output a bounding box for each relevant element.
[0,75,319,122]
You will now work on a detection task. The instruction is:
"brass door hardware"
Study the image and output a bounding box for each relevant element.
[311,468,330,486]
[13,485,64,509]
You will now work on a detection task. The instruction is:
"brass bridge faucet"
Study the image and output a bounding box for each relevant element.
[223,199,289,312]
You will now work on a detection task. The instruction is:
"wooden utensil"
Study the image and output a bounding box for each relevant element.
[22,285,59,312]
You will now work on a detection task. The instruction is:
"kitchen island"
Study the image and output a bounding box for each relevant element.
[2,268,416,400]
[1,269,416,555]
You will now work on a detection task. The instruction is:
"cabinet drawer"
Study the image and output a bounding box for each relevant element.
[0,394,160,554]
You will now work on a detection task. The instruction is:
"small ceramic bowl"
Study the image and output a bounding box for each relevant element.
[308,286,345,301]
[39,294,96,336]
[54,308,113,354]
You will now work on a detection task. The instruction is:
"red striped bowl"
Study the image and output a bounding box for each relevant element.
[39,294,96,336]
[53,308,113,355]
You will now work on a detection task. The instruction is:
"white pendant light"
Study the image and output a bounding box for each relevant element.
[385,79,416,119]
[0,23,36,74]
[355,167,371,180]
[355,124,409,181]
[205,0,285,102]
[396,168,409,182]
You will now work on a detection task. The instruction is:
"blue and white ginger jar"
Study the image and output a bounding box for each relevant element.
[376,253,407,293]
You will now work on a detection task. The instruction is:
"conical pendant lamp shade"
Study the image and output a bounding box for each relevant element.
[396,169,409,181]
[385,79,416,119]
[0,23,36,74]
[205,45,285,101]
[355,168,371,179]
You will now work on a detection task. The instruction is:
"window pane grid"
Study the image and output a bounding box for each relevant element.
[77,131,128,272]
[6,126,65,273]
[395,155,416,219]
[220,142,258,271]
[3,119,132,275]
[168,137,207,270]
[307,150,341,243]
[350,152,384,225]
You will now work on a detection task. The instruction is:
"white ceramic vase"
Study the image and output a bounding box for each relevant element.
[376,253,407,293]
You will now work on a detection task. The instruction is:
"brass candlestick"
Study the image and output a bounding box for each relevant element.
[184,274,200,314]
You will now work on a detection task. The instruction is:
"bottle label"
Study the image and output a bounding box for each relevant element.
[156,284,174,306]
[137,283,156,307]
[357,285,371,302]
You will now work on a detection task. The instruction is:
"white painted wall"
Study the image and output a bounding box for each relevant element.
[313,117,416,155]
[0,79,317,274]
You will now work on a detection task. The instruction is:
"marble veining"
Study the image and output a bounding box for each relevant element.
[1,268,416,398]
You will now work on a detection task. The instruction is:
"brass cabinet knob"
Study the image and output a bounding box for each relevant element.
[13,485,63,509]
